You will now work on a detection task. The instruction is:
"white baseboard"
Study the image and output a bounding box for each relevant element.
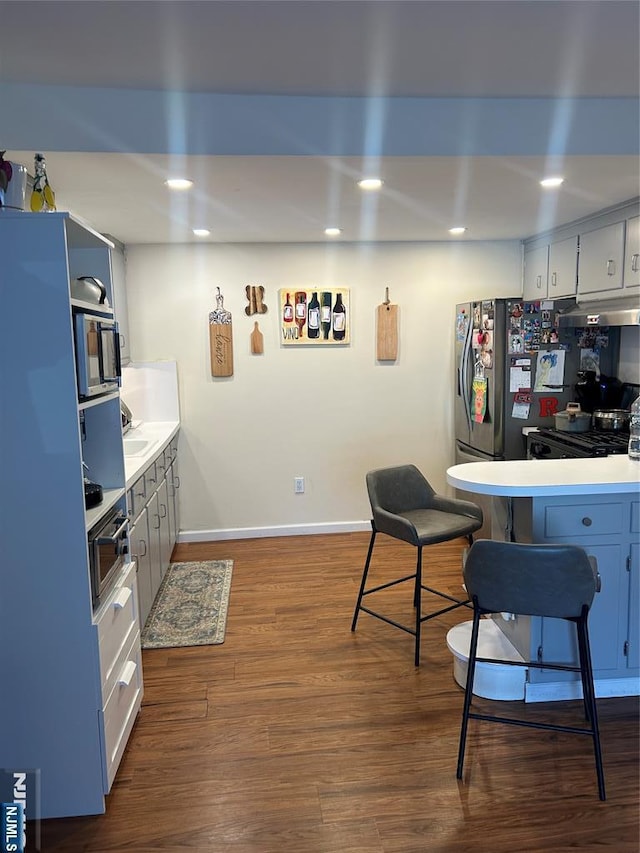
[177,520,371,543]
[525,676,640,703]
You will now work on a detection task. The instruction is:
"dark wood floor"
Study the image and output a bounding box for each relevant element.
[41,533,639,851]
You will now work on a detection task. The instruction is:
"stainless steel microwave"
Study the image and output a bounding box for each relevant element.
[74,311,121,399]
[89,508,129,609]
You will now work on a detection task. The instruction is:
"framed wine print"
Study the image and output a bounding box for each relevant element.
[279,288,350,346]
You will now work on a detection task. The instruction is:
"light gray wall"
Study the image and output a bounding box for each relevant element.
[125,241,521,539]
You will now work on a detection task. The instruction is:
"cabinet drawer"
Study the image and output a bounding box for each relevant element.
[101,630,143,791]
[95,561,139,693]
[544,502,625,538]
[145,461,159,492]
[127,474,147,523]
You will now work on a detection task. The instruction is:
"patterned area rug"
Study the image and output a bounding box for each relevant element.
[141,560,233,649]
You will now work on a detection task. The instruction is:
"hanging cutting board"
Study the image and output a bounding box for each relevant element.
[250,321,264,354]
[209,287,234,377]
[376,289,398,361]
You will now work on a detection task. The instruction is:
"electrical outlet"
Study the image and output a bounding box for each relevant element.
[294,476,305,494]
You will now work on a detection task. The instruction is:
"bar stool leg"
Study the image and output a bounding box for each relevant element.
[577,613,606,801]
[414,547,423,666]
[351,524,377,631]
[457,602,481,779]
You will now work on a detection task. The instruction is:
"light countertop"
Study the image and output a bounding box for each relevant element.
[124,420,180,488]
[447,456,640,497]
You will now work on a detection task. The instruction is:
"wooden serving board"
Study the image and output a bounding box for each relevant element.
[210,322,234,376]
[376,302,398,361]
[250,321,264,354]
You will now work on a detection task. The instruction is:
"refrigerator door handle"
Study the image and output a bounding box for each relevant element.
[460,314,473,431]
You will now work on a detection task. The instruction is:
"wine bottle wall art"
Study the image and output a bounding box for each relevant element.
[278,288,350,346]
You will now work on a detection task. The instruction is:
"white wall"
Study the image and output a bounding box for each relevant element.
[125,241,521,538]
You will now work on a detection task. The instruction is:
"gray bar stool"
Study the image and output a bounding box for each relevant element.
[351,464,483,666]
[456,539,605,800]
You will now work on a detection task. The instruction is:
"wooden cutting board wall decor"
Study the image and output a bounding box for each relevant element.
[250,321,264,354]
[209,287,234,377]
[376,287,398,361]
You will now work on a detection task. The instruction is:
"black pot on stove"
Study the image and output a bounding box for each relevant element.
[574,371,600,413]
[598,374,623,408]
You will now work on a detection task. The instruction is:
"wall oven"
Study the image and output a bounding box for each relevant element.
[74,311,121,399]
[88,508,129,609]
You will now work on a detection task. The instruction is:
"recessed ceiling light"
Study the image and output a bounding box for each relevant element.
[449,226,467,235]
[357,178,383,190]
[164,178,193,190]
[324,227,342,236]
[540,176,565,188]
[192,228,211,237]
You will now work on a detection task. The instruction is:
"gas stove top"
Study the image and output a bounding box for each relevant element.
[528,428,630,459]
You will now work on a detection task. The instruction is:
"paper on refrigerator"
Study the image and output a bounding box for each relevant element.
[533,349,566,392]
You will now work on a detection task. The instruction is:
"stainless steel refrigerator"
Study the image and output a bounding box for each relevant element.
[454,297,603,537]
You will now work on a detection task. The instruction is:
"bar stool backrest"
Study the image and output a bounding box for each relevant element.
[463,540,598,620]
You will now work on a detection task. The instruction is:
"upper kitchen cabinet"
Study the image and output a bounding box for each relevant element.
[624,214,640,289]
[522,236,577,301]
[109,236,131,364]
[523,244,548,300]
[523,199,640,304]
[577,220,625,297]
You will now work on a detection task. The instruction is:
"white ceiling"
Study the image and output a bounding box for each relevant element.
[2,1,639,245]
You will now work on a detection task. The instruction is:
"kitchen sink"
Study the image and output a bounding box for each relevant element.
[123,438,157,457]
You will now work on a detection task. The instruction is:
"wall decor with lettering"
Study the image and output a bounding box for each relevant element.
[279,288,350,346]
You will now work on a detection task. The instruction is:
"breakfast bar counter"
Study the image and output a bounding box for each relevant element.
[446,455,640,497]
[446,457,639,702]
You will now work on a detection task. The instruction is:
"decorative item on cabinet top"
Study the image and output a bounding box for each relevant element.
[209,287,234,377]
[0,151,28,210]
[30,152,56,212]
[279,288,350,346]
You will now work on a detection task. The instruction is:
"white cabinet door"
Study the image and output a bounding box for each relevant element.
[624,215,640,289]
[157,478,172,578]
[167,458,180,547]
[548,235,578,298]
[110,243,130,364]
[147,490,163,599]
[129,507,153,627]
[578,221,625,296]
[523,244,548,300]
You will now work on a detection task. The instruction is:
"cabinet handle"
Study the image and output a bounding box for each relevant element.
[113,587,132,609]
[551,272,557,287]
[118,660,137,688]
[606,259,615,276]
[581,517,593,527]
[160,503,167,518]
[536,274,542,289]
[153,514,160,530]
[174,476,180,489]
[139,538,147,557]
[632,253,639,272]
[119,334,126,350]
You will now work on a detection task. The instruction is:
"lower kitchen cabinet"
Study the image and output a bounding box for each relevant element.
[95,560,143,790]
[129,506,153,626]
[501,494,639,700]
[126,434,180,627]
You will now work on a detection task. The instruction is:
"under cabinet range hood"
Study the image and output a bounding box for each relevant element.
[557,298,640,328]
